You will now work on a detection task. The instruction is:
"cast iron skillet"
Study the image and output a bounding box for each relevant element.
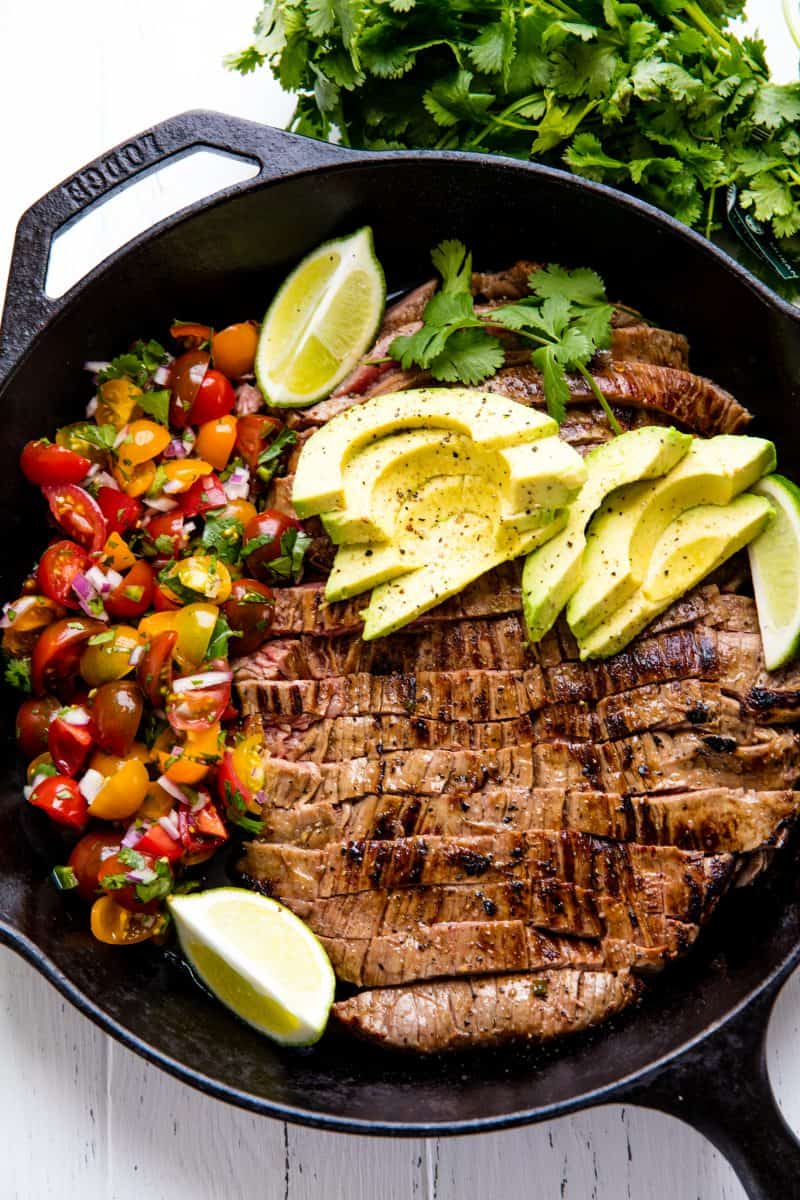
[2,111,800,1199]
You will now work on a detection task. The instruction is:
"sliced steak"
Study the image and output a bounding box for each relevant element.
[257,787,799,855]
[332,969,644,1052]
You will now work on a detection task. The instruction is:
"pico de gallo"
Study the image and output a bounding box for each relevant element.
[3,321,306,947]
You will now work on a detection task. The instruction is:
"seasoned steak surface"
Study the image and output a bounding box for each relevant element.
[237,264,800,1052]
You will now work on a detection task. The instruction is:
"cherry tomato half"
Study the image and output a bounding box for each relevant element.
[29,774,88,830]
[90,895,159,944]
[48,709,94,776]
[167,661,232,733]
[211,322,258,379]
[37,540,90,610]
[223,579,274,655]
[243,509,303,580]
[153,583,181,612]
[178,473,226,519]
[95,487,143,536]
[169,350,210,429]
[104,560,154,620]
[43,485,107,553]
[216,735,265,814]
[194,415,237,471]
[91,680,143,757]
[3,592,65,655]
[145,510,188,561]
[169,322,212,347]
[21,440,90,486]
[235,414,281,470]
[16,696,60,759]
[135,823,183,864]
[98,850,164,913]
[31,617,105,696]
[136,628,176,707]
[68,831,121,902]
[187,369,236,425]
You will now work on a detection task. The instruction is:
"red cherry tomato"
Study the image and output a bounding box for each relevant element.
[31,617,105,696]
[178,473,227,518]
[216,746,258,810]
[137,629,177,707]
[37,540,90,609]
[48,709,94,777]
[95,487,143,536]
[145,511,187,560]
[243,509,304,579]
[91,681,144,756]
[174,797,227,858]
[104,560,154,620]
[43,485,107,552]
[235,414,281,470]
[153,583,181,612]
[135,823,183,863]
[188,369,236,425]
[21,440,90,486]
[68,831,121,902]
[97,850,163,914]
[29,774,88,831]
[170,322,212,347]
[223,578,274,655]
[16,696,60,759]
[194,800,227,841]
[167,662,232,733]
[169,350,210,429]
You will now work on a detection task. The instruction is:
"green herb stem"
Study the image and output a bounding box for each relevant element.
[576,363,622,437]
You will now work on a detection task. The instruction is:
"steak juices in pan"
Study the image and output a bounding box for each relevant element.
[6,228,800,1053]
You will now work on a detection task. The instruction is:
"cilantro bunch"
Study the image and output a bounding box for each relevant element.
[389,239,620,430]
[228,0,800,266]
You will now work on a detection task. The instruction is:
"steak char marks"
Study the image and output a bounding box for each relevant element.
[237,264,800,1052]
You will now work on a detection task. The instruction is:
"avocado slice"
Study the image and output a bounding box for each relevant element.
[521,426,692,642]
[323,430,586,545]
[567,434,776,639]
[362,509,566,640]
[292,388,558,518]
[577,493,774,659]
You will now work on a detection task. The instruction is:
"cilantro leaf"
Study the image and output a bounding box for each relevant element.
[136,389,171,425]
[97,340,168,388]
[429,329,505,385]
[207,614,243,659]
[65,422,118,454]
[257,427,298,482]
[430,240,472,295]
[4,656,31,694]
[201,513,245,564]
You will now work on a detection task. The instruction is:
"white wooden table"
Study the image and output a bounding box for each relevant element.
[0,4,797,1195]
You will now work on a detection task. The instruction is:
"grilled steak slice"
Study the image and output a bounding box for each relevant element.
[332,969,643,1052]
[257,787,799,854]
[242,831,732,911]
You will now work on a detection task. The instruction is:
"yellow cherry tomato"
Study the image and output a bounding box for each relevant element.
[158,722,223,784]
[137,780,176,821]
[97,532,137,572]
[219,498,257,527]
[80,625,145,686]
[2,594,63,658]
[87,756,149,820]
[113,459,156,497]
[161,459,213,493]
[96,379,141,429]
[211,322,258,378]
[139,603,219,673]
[195,415,237,471]
[90,895,158,945]
[231,733,266,814]
[117,420,171,470]
[169,556,232,604]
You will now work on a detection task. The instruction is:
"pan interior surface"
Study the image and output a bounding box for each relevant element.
[1,154,800,1130]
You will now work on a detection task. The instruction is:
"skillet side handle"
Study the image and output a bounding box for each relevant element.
[0,110,346,374]
[614,982,800,1200]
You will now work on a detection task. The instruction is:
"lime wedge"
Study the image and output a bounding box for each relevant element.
[256,227,385,407]
[748,474,800,670]
[168,888,335,1045]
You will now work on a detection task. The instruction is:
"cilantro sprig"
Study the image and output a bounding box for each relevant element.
[229,1,800,281]
[390,241,619,431]
[97,340,169,388]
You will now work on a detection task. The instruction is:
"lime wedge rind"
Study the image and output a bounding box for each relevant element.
[256,227,385,409]
[168,888,335,1046]
[748,474,800,670]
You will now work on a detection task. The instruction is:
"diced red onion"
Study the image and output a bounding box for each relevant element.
[86,565,122,594]
[183,521,197,537]
[87,467,119,491]
[78,768,106,803]
[22,785,32,801]
[157,774,187,804]
[126,866,157,885]
[1,596,37,629]
[129,644,145,667]
[235,382,263,415]
[99,843,120,861]
[86,396,99,417]
[113,426,129,451]
[71,572,109,622]
[172,669,233,694]
[153,365,171,386]
[162,479,185,495]
[189,361,208,388]
[158,813,180,840]
[84,360,110,374]
[163,438,190,460]
[62,706,91,726]
[190,789,210,814]
[121,824,145,849]
[143,495,179,512]
[223,466,250,501]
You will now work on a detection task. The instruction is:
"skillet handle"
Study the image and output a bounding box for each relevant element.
[0,110,346,372]
[614,976,800,1200]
